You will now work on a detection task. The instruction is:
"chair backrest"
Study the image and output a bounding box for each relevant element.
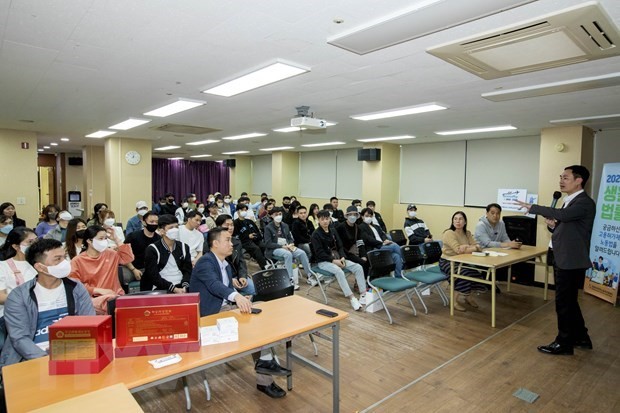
[367,249,396,280]
[389,229,407,246]
[421,241,442,265]
[252,268,294,302]
[108,290,169,338]
[400,245,425,270]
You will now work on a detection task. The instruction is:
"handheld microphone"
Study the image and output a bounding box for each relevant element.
[550,191,562,208]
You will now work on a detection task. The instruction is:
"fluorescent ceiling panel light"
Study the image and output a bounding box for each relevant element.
[357,135,415,142]
[222,151,249,155]
[301,142,345,148]
[60,138,70,141]
[328,0,535,54]
[168,157,184,160]
[190,154,213,158]
[50,143,58,146]
[222,133,267,141]
[482,73,620,102]
[260,146,295,151]
[203,61,309,97]
[85,130,116,138]
[154,146,181,151]
[273,126,306,133]
[109,118,151,130]
[435,125,516,135]
[549,114,620,125]
[143,98,206,117]
[351,103,447,121]
[43,146,50,149]
[186,139,220,146]
[37,149,44,152]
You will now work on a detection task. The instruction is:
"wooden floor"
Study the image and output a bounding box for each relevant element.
[134,268,620,413]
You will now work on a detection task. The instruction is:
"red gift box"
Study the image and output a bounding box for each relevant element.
[49,316,113,375]
[114,293,200,358]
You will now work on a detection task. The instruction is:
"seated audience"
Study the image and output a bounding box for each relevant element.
[259,202,275,232]
[233,203,267,270]
[142,214,191,293]
[65,218,87,260]
[179,210,204,266]
[69,225,134,314]
[0,227,38,317]
[0,239,94,370]
[43,211,73,242]
[335,206,369,276]
[366,200,387,233]
[311,210,367,310]
[330,197,345,223]
[125,201,150,235]
[101,210,125,247]
[160,193,178,215]
[86,203,108,227]
[474,203,522,249]
[439,211,484,311]
[308,203,320,229]
[187,193,198,211]
[351,199,363,213]
[124,211,160,282]
[263,208,312,290]
[175,198,190,225]
[404,204,433,245]
[214,214,255,295]
[282,200,300,226]
[153,196,167,215]
[34,204,60,238]
[204,202,220,229]
[360,208,403,277]
[189,227,289,399]
[0,202,26,228]
[291,205,314,261]
[0,216,13,248]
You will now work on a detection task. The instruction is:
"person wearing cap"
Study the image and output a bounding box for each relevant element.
[125,201,150,236]
[43,211,73,243]
[404,204,433,246]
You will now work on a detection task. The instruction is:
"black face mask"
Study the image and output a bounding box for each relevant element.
[167,199,175,204]
[145,224,158,233]
[76,229,86,239]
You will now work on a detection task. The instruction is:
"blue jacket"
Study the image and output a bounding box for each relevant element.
[189,252,235,317]
[125,214,143,236]
[0,277,95,372]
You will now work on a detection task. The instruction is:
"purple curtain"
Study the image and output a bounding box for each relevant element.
[152,158,230,202]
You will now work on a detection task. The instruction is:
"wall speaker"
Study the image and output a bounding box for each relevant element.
[357,148,381,161]
[68,157,83,166]
[224,159,236,168]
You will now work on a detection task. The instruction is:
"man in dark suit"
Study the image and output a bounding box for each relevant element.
[516,165,596,355]
[190,227,290,398]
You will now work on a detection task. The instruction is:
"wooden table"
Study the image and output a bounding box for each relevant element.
[446,245,549,327]
[3,295,348,413]
[30,383,144,413]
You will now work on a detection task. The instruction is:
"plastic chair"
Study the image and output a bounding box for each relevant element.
[401,245,449,313]
[389,229,408,246]
[364,250,418,324]
[421,241,443,274]
[309,265,353,304]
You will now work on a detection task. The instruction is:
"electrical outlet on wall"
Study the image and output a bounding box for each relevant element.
[16,197,26,205]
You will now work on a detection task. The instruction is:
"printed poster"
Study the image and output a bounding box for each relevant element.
[497,188,527,212]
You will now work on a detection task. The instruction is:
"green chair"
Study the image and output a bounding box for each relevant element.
[401,245,449,313]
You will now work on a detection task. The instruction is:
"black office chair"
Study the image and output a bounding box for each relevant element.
[365,250,418,324]
[389,229,408,246]
[421,241,443,273]
[252,268,294,302]
[117,266,140,294]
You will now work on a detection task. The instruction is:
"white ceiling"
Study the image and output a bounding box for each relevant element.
[1,0,620,160]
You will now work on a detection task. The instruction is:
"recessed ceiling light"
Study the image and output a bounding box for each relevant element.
[301,142,346,148]
[203,61,309,97]
[85,130,116,138]
[43,146,50,149]
[109,118,151,130]
[351,103,447,121]
[168,157,184,160]
[273,126,307,133]
[435,125,517,135]
[549,114,620,124]
[37,149,44,152]
[216,160,225,163]
[186,139,220,146]
[222,151,250,155]
[222,133,267,140]
[154,146,181,151]
[60,137,70,142]
[357,135,415,142]
[50,142,58,146]
[190,154,213,158]
[260,146,295,151]
[143,98,206,117]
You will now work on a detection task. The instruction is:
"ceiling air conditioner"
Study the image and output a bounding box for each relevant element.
[427,1,620,80]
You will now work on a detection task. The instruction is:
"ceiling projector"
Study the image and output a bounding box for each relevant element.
[290,116,327,129]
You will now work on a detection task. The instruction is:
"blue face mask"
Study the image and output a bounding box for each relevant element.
[0,225,13,234]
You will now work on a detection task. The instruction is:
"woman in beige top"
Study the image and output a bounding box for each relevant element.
[438,211,484,311]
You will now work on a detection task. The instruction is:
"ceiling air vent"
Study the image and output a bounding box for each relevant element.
[427,1,620,80]
[152,124,221,135]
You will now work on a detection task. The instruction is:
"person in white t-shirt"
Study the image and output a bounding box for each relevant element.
[0,227,38,317]
[179,210,204,266]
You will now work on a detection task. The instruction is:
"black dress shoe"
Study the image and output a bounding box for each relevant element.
[573,336,593,349]
[255,359,292,376]
[537,341,573,355]
[257,382,287,398]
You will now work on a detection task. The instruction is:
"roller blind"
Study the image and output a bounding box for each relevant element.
[299,151,337,198]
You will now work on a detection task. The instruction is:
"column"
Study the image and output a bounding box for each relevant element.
[82,145,107,221]
[229,156,251,199]
[272,151,299,201]
[361,143,400,230]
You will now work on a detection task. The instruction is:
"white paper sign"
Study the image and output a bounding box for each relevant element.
[497,189,527,212]
[525,194,538,218]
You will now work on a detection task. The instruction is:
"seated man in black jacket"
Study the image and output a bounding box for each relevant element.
[335,206,369,276]
[141,214,192,293]
[233,203,267,269]
[214,214,255,295]
[360,208,404,277]
[366,200,387,232]
[291,205,314,261]
[403,204,432,245]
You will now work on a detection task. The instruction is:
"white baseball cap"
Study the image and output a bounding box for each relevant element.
[136,201,148,209]
[58,211,73,221]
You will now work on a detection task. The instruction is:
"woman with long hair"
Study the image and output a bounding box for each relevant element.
[87,203,108,227]
[438,211,484,312]
[34,204,60,238]
[0,202,26,228]
[65,218,87,259]
[0,216,14,248]
[307,203,320,229]
[0,227,37,316]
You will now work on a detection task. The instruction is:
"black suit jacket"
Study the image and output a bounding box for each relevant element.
[530,191,595,270]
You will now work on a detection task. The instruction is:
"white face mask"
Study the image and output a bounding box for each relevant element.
[224,198,231,204]
[138,209,148,216]
[20,244,30,254]
[166,228,180,241]
[182,202,189,209]
[45,259,72,279]
[92,238,108,252]
[197,207,205,213]
[408,211,417,218]
[363,217,373,225]
[356,206,362,212]
[104,218,115,226]
[208,197,215,203]
[274,215,283,223]
[347,215,358,224]
[240,210,248,218]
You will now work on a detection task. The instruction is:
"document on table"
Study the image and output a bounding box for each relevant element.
[200,326,239,346]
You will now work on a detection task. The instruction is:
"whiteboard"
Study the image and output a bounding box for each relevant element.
[336,149,362,200]
[299,151,337,198]
[251,155,272,195]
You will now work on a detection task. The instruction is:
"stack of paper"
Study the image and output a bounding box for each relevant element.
[200,317,239,346]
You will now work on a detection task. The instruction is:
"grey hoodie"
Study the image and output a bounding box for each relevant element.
[474,216,510,248]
